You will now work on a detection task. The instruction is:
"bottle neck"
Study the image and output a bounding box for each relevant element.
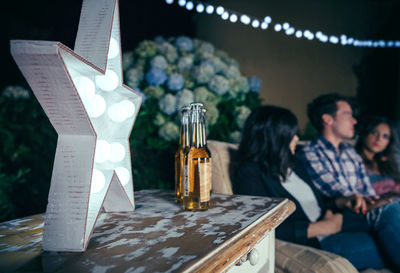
[180,111,190,148]
[191,109,207,148]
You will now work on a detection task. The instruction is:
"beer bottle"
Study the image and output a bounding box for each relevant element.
[183,103,212,210]
[175,106,190,202]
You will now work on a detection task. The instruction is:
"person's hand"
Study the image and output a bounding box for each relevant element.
[335,194,370,214]
[366,196,394,211]
[323,209,343,234]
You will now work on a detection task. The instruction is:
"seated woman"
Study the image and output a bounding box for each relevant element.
[355,116,400,197]
[234,105,400,271]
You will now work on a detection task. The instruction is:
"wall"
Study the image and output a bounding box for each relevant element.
[194,0,398,130]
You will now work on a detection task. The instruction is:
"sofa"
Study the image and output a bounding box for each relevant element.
[208,140,392,273]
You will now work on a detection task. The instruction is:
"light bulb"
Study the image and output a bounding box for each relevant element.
[240,15,250,25]
[185,1,193,10]
[283,22,289,30]
[115,167,130,186]
[110,142,125,163]
[165,0,174,4]
[205,5,214,14]
[329,36,339,44]
[285,27,295,35]
[95,70,119,91]
[216,6,224,15]
[108,103,126,123]
[295,30,302,38]
[264,16,272,23]
[178,0,186,7]
[108,38,120,59]
[91,169,105,194]
[229,14,238,23]
[196,3,204,13]
[95,140,110,163]
[261,22,268,29]
[221,11,229,20]
[274,24,282,32]
[87,94,106,118]
[74,76,95,105]
[119,100,135,118]
[251,20,260,28]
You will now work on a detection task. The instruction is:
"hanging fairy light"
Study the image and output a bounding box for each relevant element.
[164,0,400,48]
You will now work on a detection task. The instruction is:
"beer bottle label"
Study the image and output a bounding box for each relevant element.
[183,165,189,197]
[199,160,211,202]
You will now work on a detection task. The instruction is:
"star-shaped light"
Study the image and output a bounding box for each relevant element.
[10,0,141,252]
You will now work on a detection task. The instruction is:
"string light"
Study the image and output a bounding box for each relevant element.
[165,0,400,48]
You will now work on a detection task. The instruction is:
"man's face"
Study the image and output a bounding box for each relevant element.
[331,101,357,139]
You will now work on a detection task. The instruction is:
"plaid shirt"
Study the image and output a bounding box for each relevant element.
[297,136,376,198]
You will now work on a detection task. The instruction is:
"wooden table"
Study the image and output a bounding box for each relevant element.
[0,190,294,273]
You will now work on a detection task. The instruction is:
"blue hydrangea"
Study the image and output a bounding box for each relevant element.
[154,35,166,44]
[145,67,167,86]
[223,65,240,79]
[150,55,168,70]
[158,93,177,115]
[175,36,194,52]
[176,89,194,109]
[125,67,143,88]
[248,76,262,92]
[208,75,229,95]
[198,41,215,54]
[167,73,185,92]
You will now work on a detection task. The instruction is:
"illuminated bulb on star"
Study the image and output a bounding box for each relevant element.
[240,14,250,25]
[108,100,135,123]
[95,140,111,163]
[87,95,106,118]
[221,11,229,20]
[74,76,95,105]
[178,0,186,7]
[251,20,260,28]
[295,30,302,38]
[206,5,214,14]
[196,3,204,13]
[115,167,130,186]
[108,38,120,59]
[229,14,238,23]
[110,142,125,163]
[185,2,193,10]
[95,70,119,91]
[274,24,282,32]
[91,169,105,194]
[285,27,295,35]
[216,6,224,15]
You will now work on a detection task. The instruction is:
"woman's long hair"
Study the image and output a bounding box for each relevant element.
[355,116,400,182]
[238,105,298,181]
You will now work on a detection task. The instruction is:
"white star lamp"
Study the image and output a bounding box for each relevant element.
[10,0,141,252]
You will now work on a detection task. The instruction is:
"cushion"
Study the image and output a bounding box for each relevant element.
[275,239,358,273]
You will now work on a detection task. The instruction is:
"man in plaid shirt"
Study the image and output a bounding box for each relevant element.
[297,93,391,214]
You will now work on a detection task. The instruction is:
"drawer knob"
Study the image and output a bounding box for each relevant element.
[248,248,259,266]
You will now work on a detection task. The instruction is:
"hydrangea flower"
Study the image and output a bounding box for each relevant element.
[235,105,251,129]
[198,41,215,54]
[134,40,158,58]
[125,67,143,88]
[167,73,185,92]
[203,103,219,126]
[157,42,178,63]
[2,85,30,99]
[176,89,194,109]
[154,35,166,44]
[192,62,215,84]
[158,121,180,141]
[175,36,194,52]
[144,86,165,99]
[223,65,240,79]
[122,51,134,71]
[153,112,166,126]
[158,93,177,115]
[248,76,262,92]
[178,55,194,72]
[208,75,229,95]
[193,87,218,105]
[146,67,167,86]
[150,55,168,70]
[229,131,242,143]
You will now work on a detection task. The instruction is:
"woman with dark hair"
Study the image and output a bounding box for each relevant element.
[355,116,400,197]
[234,105,400,271]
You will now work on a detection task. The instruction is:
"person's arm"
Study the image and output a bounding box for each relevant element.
[296,149,354,197]
[307,210,343,238]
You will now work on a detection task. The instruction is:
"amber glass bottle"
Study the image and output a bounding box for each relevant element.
[183,103,212,211]
[175,106,190,202]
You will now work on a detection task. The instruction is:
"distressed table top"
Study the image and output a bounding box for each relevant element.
[0,190,295,273]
